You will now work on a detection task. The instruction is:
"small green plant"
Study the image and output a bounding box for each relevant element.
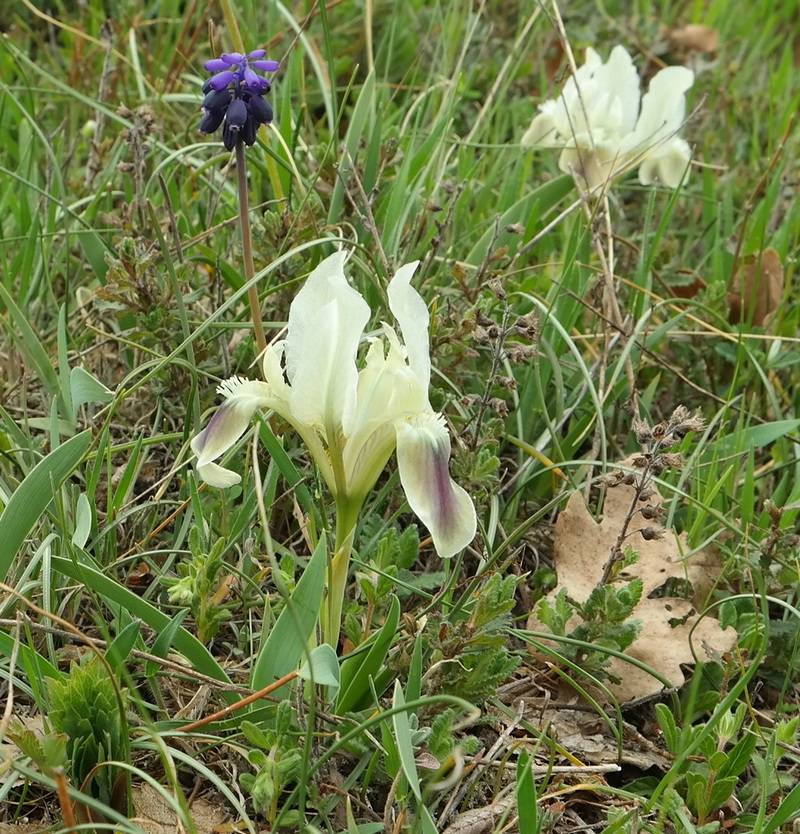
[426,573,521,701]
[657,702,754,826]
[346,524,421,646]
[536,564,644,683]
[164,528,233,644]
[239,702,304,826]
[46,657,130,821]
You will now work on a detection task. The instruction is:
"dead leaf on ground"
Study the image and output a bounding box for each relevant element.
[527,464,736,702]
[441,799,513,834]
[132,783,227,834]
[664,24,720,54]
[729,248,785,327]
[518,683,672,771]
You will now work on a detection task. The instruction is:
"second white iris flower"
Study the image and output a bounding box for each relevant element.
[523,45,694,189]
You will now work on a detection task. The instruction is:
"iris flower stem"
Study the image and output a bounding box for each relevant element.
[323,498,361,648]
[235,139,267,355]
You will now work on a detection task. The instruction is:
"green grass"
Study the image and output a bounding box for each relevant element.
[1,0,800,831]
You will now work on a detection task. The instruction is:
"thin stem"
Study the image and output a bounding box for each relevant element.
[235,140,267,354]
[323,498,361,647]
[218,0,245,54]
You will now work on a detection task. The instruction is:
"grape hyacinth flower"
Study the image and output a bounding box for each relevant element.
[200,50,280,150]
[522,46,694,189]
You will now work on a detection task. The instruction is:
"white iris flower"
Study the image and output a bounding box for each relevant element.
[522,45,694,189]
[191,251,477,560]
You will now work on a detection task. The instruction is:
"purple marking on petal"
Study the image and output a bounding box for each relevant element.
[204,58,230,72]
[248,49,266,58]
[207,71,236,90]
[251,59,280,72]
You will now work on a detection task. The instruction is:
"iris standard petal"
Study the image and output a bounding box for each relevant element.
[387,262,430,389]
[621,65,694,162]
[285,251,370,438]
[395,412,477,558]
[191,377,272,484]
[597,45,641,135]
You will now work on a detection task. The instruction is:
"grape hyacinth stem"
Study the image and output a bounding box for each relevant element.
[235,140,266,354]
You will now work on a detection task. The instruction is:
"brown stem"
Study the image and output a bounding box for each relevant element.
[177,670,298,733]
[236,140,267,355]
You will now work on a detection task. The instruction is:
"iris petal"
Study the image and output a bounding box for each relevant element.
[191,378,272,486]
[523,46,693,190]
[387,262,430,389]
[285,252,370,439]
[395,412,477,558]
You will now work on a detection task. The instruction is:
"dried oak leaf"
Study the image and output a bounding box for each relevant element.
[527,471,736,702]
[728,248,785,327]
[665,24,720,54]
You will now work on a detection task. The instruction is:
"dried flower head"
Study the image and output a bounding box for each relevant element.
[200,50,280,151]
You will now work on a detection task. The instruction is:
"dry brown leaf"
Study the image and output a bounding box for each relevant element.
[527,470,736,702]
[441,799,513,834]
[729,248,785,327]
[519,683,672,770]
[132,783,227,834]
[665,24,720,54]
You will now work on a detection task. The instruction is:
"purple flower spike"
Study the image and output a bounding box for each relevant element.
[199,46,280,151]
